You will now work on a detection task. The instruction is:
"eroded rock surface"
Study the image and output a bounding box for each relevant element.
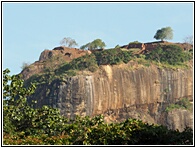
[27,63,193,131]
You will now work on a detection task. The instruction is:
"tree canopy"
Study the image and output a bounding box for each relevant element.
[60,37,78,47]
[154,27,173,41]
[80,39,106,50]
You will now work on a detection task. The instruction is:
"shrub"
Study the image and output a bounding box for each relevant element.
[145,45,192,65]
[70,54,98,72]
[93,48,133,65]
[129,41,141,44]
[56,54,98,74]
[64,70,77,76]
[177,98,192,111]
[3,116,193,145]
[165,98,192,112]
[21,62,30,70]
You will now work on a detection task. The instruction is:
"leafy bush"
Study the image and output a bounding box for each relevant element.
[145,45,192,65]
[3,116,193,145]
[55,54,98,75]
[93,48,133,65]
[70,54,98,71]
[129,41,141,44]
[177,98,192,111]
[165,98,192,112]
[165,104,182,112]
[55,49,133,76]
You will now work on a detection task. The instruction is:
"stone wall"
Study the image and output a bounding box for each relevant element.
[121,41,193,54]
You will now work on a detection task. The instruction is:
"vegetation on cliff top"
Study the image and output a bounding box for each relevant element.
[145,44,192,65]
[80,38,106,50]
[23,43,192,87]
[3,69,193,145]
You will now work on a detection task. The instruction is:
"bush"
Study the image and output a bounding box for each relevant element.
[55,54,98,74]
[165,98,192,112]
[93,48,133,65]
[129,41,141,44]
[21,62,30,70]
[145,45,192,65]
[3,116,193,145]
[177,98,192,111]
[70,54,98,72]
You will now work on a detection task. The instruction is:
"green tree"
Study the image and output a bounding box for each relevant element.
[154,27,173,41]
[80,39,106,50]
[60,37,78,47]
[3,69,36,134]
[80,42,90,50]
[3,69,66,137]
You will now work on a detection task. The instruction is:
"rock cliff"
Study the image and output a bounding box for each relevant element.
[27,62,193,131]
[21,46,90,80]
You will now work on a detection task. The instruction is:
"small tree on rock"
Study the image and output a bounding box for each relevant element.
[183,35,193,45]
[60,37,78,47]
[154,27,173,41]
[80,39,106,50]
[183,35,193,50]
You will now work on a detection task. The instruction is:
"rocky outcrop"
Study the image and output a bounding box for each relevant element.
[21,46,90,80]
[21,42,192,80]
[39,46,90,62]
[27,62,193,131]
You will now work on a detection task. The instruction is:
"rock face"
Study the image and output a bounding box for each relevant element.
[28,63,193,131]
[21,46,90,80]
[165,109,193,132]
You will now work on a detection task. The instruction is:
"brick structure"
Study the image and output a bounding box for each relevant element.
[121,41,192,54]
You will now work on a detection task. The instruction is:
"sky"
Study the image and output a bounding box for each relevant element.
[2,2,194,75]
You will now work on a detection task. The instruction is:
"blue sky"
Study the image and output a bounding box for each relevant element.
[2,2,194,75]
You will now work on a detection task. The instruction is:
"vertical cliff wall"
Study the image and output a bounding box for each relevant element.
[29,63,193,131]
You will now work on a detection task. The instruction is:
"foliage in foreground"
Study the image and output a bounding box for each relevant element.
[3,116,193,145]
[3,69,193,145]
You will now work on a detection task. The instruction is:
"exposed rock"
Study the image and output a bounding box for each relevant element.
[21,42,192,80]
[39,46,88,62]
[27,63,193,131]
[165,109,193,132]
[21,46,89,80]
